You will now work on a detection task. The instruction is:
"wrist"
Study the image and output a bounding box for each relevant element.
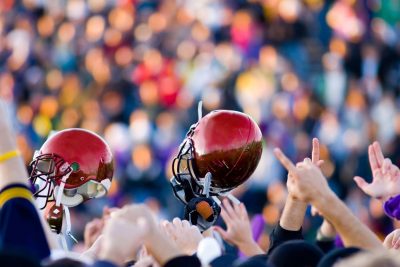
[237,239,263,257]
[144,227,161,248]
[311,190,336,212]
[144,228,182,265]
[99,246,125,266]
[288,194,305,204]
[279,196,307,231]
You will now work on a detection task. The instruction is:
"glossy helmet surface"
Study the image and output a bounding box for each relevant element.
[30,128,114,209]
[172,110,263,198]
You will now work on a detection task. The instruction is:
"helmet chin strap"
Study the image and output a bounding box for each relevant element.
[55,169,78,250]
[198,101,203,121]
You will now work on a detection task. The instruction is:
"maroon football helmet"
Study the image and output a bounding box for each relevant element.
[29,128,114,210]
[171,110,263,202]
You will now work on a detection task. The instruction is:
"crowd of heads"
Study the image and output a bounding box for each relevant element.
[1,0,400,266]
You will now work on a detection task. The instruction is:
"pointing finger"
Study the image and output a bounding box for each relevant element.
[312,138,320,164]
[274,148,296,173]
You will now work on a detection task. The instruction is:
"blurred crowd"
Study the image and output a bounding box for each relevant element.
[1,0,400,252]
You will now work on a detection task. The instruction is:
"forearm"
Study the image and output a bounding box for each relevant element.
[0,126,29,189]
[279,196,307,231]
[0,116,59,250]
[314,193,382,250]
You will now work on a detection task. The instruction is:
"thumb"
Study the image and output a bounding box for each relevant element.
[354,176,369,190]
[213,226,229,240]
[384,233,394,249]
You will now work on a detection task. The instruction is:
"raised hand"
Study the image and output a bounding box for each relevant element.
[354,142,400,200]
[274,148,331,204]
[278,138,325,233]
[84,218,104,250]
[213,199,264,257]
[274,147,382,250]
[288,138,324,198]
[161,218,203,255]
[99,215,149,265]
[84,206,119,249]
[384,229,400,250]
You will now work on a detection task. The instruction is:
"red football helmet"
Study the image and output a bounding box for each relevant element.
[171,110,263,203]
[29,128,114,209]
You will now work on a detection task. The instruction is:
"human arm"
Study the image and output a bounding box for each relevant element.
[268,138,324,253]
[354,142,400,200]
[213,199,264,257]
[274,148,382,250]
[0,101,29,189]
[280,138,323,231]
[311,206,337,253]
[108,204,198,266]
[0,100,58,256]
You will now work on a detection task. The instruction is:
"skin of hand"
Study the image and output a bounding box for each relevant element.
[311,206,337,238]
[280,138,324,231]
[133,256,160,267]
[161,218,203,255]
[84,218,104,250]
[274,148,383,250]
[84,207,119,249]
[354,142,400,200]
[110,204,183,265]
[99,215,148,265]
[274,149,330,204]
[213,199,264,257]
[81,235,104,260]
[134,247,160,267]
[384,229,400,250]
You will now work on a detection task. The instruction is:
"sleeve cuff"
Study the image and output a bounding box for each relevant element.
[275,223,303,240]
[0,184,33,207]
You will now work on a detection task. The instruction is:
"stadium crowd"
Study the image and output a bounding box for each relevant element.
[1,0,400,266]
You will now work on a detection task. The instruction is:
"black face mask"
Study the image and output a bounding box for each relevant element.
[268,240,324,267]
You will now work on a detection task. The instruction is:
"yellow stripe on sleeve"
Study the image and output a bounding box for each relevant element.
[0,187,33,207]
[0,150,20,163]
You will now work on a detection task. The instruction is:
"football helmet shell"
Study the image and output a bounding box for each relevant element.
[172,110,263,200]
[30,128,114,209]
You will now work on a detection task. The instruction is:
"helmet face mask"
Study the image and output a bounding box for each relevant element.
[172,135,231,202]
[29,153,72,209]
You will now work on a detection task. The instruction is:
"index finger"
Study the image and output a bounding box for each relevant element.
[368,145,379,171]
[312,138,320,164]
[372,141,385,167]
[274,148,296,173]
